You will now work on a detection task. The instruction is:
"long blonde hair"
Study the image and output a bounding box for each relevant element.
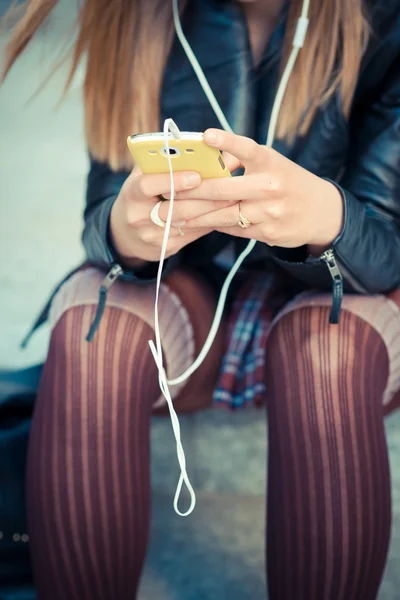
[2,0,370,171]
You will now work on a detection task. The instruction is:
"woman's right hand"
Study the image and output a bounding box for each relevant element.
[110,166,214,267]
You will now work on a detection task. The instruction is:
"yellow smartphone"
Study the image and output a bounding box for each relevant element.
[127,132,231,178]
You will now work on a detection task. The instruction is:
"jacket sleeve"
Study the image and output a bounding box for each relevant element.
[331,51,400,294]
[269,51,400,295]
[82,157,128,266]
[82,157,181,282]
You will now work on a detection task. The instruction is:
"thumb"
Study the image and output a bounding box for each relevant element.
[132,164,143,176]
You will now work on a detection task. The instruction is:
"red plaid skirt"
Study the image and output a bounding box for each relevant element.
[213,272,293,409]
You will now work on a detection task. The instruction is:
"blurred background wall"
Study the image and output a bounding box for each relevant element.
[0,0,86,367]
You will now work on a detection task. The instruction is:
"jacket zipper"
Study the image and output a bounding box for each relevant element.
[86,250,361,337]
[331,253,369,294]
[86,263,124,342]
[102,263,124,289]
[320,249,343,324]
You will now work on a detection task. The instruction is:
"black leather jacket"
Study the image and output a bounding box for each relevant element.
[82,0,400,324]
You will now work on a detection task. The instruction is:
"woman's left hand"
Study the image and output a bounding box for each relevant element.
[164,129,344,250]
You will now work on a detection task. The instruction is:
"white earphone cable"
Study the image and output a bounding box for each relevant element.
[148,118,197,517]
[167,0,310,387]
[150,0,310,515]
[171,0,234,134]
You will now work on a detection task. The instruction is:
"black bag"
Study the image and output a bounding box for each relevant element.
[0,365,43,599]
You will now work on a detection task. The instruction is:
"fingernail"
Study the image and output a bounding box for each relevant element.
[184,174,200,187]
[172,220,186,227]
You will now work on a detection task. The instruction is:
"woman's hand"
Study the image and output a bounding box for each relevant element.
[110,166,225,266]
[159,129,344,252]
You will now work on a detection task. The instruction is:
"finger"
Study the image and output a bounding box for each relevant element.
[171,174,261,202]
[143,224,212,248]
[132,164,143,176]
[165,227,215,253]
[142,227,213,260]
[204,129,267,166]
[184,202,257,230]
[174,227,214,240]
[158,199,234,223]
[222,151,242,173]
[134,171,201,199]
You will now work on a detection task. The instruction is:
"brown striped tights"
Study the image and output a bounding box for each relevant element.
[26,297,391,599]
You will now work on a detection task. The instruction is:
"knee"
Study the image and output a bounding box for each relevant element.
[49,304,90,361]
[48,304,153,373]
[44,304,159,420]
[267,305,387,380]
[50,304,107,361]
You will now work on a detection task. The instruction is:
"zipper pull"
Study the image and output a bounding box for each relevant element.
[86,264,123,342]
[101,263,124,290]
[321,249,343,324]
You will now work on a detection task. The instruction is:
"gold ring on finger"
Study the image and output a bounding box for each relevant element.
[237,201,252,229]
